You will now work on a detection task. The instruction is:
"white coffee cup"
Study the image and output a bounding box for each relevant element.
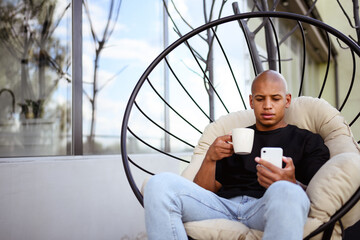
[231,128,254,155]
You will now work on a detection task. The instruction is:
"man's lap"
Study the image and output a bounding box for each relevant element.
[145,172,309,232]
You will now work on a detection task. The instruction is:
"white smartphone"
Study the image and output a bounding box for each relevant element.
[260,147,283,169]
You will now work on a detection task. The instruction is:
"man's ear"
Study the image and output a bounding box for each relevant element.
[285,93,291,108]
[249,94,254,109]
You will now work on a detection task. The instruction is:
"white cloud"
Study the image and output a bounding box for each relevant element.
[101,38,161,63]
[168,0,191,22]
[82,36,161,67]
[82,0,126,44]
[95,98,125,131]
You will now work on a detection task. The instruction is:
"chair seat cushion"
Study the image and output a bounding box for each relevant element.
[184,219,250,240]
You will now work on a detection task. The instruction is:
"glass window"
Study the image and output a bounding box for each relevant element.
[82,0,164,154]
[0,0,72,157]
[0,0,338,157]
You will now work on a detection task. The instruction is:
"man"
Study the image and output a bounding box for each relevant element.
[144,70,329,240]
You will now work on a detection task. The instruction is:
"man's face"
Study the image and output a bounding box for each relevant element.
[249,78,291,131]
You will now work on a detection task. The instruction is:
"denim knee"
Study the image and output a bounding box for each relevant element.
[144,172,181,203]
[266,180,310,211]
[260,181,310,240]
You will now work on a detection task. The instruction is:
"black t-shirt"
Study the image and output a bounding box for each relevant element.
[215,124,330,199]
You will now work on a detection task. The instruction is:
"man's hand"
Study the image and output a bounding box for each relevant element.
[194,135,233,192]
[204,135,234,162]
[255,156,296,189]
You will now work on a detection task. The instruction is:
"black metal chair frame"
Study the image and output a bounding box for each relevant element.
[121,11,360,240]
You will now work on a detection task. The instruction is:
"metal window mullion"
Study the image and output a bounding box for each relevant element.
[163,0,170,153]
[72,0,83,155]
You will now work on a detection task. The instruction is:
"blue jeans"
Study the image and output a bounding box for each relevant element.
[144,172,310,240]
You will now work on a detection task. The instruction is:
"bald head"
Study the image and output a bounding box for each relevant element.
[249,70,291,131]
[251,70,288,95]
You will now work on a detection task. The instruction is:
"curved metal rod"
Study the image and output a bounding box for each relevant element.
[349,111,360,126]
[165,58,213,122]
[146,77,203,134]
[318,31,331,98]
[210,27,247,110]
[128,156,155,176]
[134,101,195,148]
[268,17,281,73]
[183,40,230,114]
[349,110,360,143]
[339,49,356,112]
[297,21,306,97]
[127,127,190,164]
[339,219,345,239]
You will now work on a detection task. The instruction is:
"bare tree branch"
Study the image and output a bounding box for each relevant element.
[169,0,195,31]
[103,0,123,41]
[180,60,204,78]
[337,0,357,29]
[164,0,207,42]
[352,0,360,44]
[82,0,123,149]
[260,0,277,70]
[47,3,71,38]
[98,65,128,92]
[270,0,281,11]
[83,0,98,44]
[233,2,263,74]
[172,28,207,63]
[82,89,92,102]
[279,0,318,45]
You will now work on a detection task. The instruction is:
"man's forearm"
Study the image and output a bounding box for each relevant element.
[193,156,219,192]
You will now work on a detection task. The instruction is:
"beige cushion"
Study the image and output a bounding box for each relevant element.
[306,152,360,239]
[180,96,360,240]
[184,219,249,240]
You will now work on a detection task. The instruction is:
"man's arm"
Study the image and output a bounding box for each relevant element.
[193,135,233,192]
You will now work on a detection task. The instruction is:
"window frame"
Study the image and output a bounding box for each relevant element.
[72,0,83,155]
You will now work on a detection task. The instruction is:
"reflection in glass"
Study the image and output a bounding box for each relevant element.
[82,0,163,154]
[0,0,71,157]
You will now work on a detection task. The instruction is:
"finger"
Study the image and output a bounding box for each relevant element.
[256,163,277,180]
[213,140,231,152]
[219,134,232,142]
[220,148,233,156]
[217,142,233,153]
[216,143,234,157]
[256,157,281,173]
[257,170,273,188]
[216,135,233,146]
[282,157,296,183]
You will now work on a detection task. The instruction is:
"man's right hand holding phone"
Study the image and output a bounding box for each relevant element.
[255,156,296,189]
